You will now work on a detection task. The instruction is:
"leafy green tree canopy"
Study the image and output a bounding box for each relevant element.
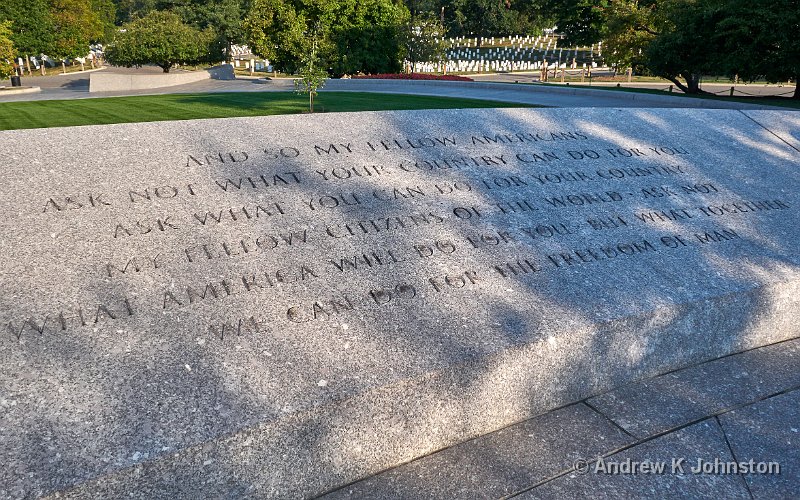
[548,0,799,96]
[0,20,16,79]
[106,10,216,72]
[245,0,409,76]
[644,0,722,94]
[403,12,449,72]
[447,0,526,45]
[49,0,107,61]
[170,0,249,61]
[712,0,800,98]
[0,0,55,56]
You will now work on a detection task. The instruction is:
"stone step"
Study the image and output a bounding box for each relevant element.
[322,337,800,498]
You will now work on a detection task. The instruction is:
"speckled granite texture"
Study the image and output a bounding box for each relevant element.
[0,108,799,497]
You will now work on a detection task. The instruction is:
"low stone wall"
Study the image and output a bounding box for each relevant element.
[0,86,41,95]
[89,64,235,93]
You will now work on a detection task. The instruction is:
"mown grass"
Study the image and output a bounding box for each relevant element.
[0,91,535,130]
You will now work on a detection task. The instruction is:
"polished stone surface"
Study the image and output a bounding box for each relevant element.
[1,108,799,496]
[745,110,800,151]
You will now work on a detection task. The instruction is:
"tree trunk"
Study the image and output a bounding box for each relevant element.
[665,74,708,95]
[310,92,314,113]
[794,76,800,99]
[685,74,701,94]
[61,61,66,74]
[666,76,690,93]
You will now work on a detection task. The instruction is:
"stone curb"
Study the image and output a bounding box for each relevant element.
[0,86,41,95]
[324,79,788,110]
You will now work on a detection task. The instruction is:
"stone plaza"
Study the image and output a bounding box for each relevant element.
[0,106,798,497]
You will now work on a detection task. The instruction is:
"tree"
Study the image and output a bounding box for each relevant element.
[644,0,721,94]
[0,21,15,80]
[0,0,55,65]
[106,10,215,72]
[171,0,250,62]
[328,0,409,76]
[544,0,608,46]
[403,13,448,72]
[113,0,157,24]
[244,0,312,74]
[544,0,800,97]
[91,0,118,43]
[712,0,800,98]
[549,1,713,94]
[245,0,409,76]
[446,0,523,46]
[294,26,327,112]
[49,0,111,73]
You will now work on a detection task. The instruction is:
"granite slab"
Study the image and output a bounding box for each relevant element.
[1,108,799,497]
[744,110,800,152]
[587,337,800,438]
[718,389,800,498]
[520,420,751,499]
[322,403,634,499]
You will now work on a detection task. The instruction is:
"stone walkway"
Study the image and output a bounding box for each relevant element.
[321,337,800,499]
[0,71,790,110]
[470,72,798,97]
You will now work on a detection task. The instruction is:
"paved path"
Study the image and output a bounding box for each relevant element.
[322,337,800,499]
[0,71,791,110]
[471,72,798,97]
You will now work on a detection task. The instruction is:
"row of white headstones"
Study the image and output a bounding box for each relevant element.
[418,35,603,73]
[414,59,601,73]
[228,34,605,74]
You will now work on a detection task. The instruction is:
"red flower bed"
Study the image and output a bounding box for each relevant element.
[351,73,473,82]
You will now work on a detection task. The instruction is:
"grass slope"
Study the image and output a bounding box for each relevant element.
[0,92,533,130]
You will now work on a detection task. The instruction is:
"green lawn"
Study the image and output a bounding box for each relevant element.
[0,92,534,130]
